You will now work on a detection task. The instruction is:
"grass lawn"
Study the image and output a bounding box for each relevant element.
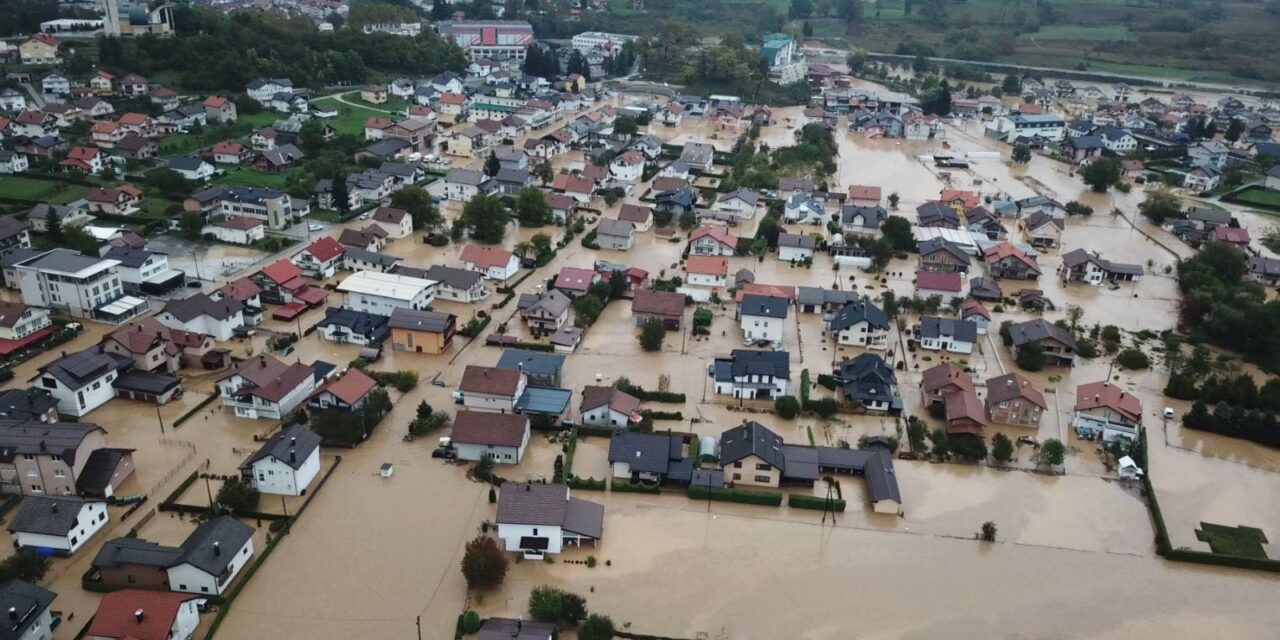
[309,97,389,137]
[353,96,409,112]
[1019,25,1131,41]
[138,196,181,219]
[1224,186,1280,211]
[0,176,90,204]
[215,167,298,190]
[1195,523,1270,558]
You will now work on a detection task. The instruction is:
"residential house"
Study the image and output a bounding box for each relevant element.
[61,146,107,175]
[1073,381,1142,442]
[595,219,635,251]
[969,276,1003,301]
[102,247,183,296]
[841,205,887,236]
[1061,135,1103,165]
[0,151,28,175]
[654,187,697,216]
[685,256,728,289]
[617,204,653,232]
[444,168,486,201]
[91,515,254,595]
[964,207,1008,240]
[679,141,715,172]
[494,482,603,558]
[156,294,244,341]
[8,496,109,555]
[916,202,960,228]
[10,249,142,321]
[166,157,213,182]
[452,411,530,463]
[87,186,143,216]
[216,355,317,420]
[520,290,571,332]
[550,174,595,203]
[1008,318,1077,366]
[553,267,599,299]
[387,308,456,354]
[835,353,900,413]
[713,189,759,220]
[1187,140,1229,171]
[203,96,237,124]
[608,432,692,483]
[31,348,124,416]
[848,185,882,208]
[920,363,973,407]
[315,307,390,346]
[943,387,986,436]
[1247,255,1280,286]
[915,270,963,299]
[917,238,970,273]
[738,295,788,345]
[370,207,413,239]
[688,226,737,256]
[337,226,388,253]
[0,301,52,355]
[985,373,1046,428]
[0,581,54,640]
[20,34,61,64]
[1183,164,1221,192]
[460,245,520,281]
[712,349,790,399]
[101,318,222,373]
[785,193,826,224]
[776,233,816,262]
[630,288,686,329]
[609,150,645,182]
[580,386,641,428]
[211,141,250,165]
[795,287,860,315]
[984,243,1041,280]
[1022,212,1064,248]
[337,271,436,316]
[828,298,889,349]
[203,217,264,245]
[916,316,978,354]
[85,590,201,640]
[423,265,488,303]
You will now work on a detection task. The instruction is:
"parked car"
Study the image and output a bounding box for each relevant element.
[308,223,324,232]
[452,390,464,404]
[431,447,456,459]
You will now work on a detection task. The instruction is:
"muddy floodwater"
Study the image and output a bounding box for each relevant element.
[14,88,1280,639]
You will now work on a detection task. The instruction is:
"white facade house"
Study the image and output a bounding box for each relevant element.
[239,424,322,496]
[444,168,485,201]
[916,316,977,355]
[34,348,124,418]
[156,293,245,341]
[738,295,788,345]
[712,189,758,220]
[451,410,530,463]
[685,256,728,288]
[495,482,603,559]
[216,356,317,421]
[988,114,1066,142]
[165,518,255,596]
[12,249,135,321]
[609,151,645,182]
[460,246,520,281]
[202,217,265,245]
[712,350,790,400]
[776,233,816,262]
[828,299,889,350]
[0,151,30,175]
[8,497,109,555]
[459,366,527,414]
[337,271,437,316]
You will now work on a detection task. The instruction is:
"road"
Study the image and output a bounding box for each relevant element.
[801,47,1274,95]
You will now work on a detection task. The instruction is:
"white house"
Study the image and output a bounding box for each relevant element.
[738,294,788,345]
[784,192,825,224]
[609,150,645,182]
[12,248,139,321]
[594,219,635,251]
[579,386,640,428]
[292,237,345,280]
[238,424,322,496]
[337,271,436,316]
[776,233,816,262]
[157,293,245,341]
[444,168,485,201]
[688,226,737,256]
[685,256,728,288]
[8,496,108,556]
[216,355,317,420]
[460,245,520,281]
[34,348,126,417]
[86,590,202,640]
[458,365,526,414]
[165,516,255,596]
[712,188,759,220]
[1183,165,1221,192]
[370,206,413,238]
[0,151,30,175]
[916,316,977,355]
[451,410,530,463]
[203,216,265,245]
[828,298,889,349]
[166,156,214,181]
[495,482,604,558]
[247,78,293,104]
[102,247,185,296]
[1073,381,1142,443]
[712,349,790,399]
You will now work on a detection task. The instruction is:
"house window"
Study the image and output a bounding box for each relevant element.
[754,475,771,483]
[127,575,136,584]
[53,470,64,478]
[732,461,742,468]
[201,587,209,593]
[179,584,187,590]
[30,484,41,493]
[732,473,741,481]
[755,463,771,471]
[70,536,78,546]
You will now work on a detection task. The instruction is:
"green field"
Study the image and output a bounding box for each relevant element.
[1019,25,1130,41]
[310,96,392,137]
[1195,523,1270,559]
[215,167,298,190]
[1224,186,1280,211]
[0,176,90,204]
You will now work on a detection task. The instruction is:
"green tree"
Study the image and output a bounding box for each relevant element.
[514,187,553,227]
[331,173,350,215]
[579,614,616,640]
[1001,74,1021,94]
[460,536,509,590]
[1081,157,1120,192]
[532,160,554,185]
[462,610,482,634]
[774,395,801,419]
[1224,118,1244,143]
[613,116,639,137]
[390,186,443,230]
[528,585,586,623]
[531,232,553,258]
[1032,438,1066,467]
[1011,144,1031,164]
[0,550,51,585]
[484,151,500,177]
[180,211,205,240]
[992,432,1014,464]
[1064,201,1093,217]
[881,215,915,251]
[1137,188,1184,224]
[639,318,666,351]
[145,167,193,198]
[1016,342,1045,371]
[44,208,63,244]
[573,295,605,328]
[216,476,260,512]
[790,0,813,16]
[459,194,510,244]
[1116,348,1150,370]
[802,20,814,37]
[949,434,988,461]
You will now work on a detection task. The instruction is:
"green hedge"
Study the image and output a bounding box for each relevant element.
[816,374,837,390]
[640,410,683,421]
[611,480,660,494]
[162,471,199,505]
[615,380,686,403]
[567,476,606,491]
[788,493,846,512]
[575,424,619,438]
[800,369,812,405]
[507,341,555,352]
[688,485,782,506]
[173,393,219,429]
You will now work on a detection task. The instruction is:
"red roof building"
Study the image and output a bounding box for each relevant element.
[87,589,200,640]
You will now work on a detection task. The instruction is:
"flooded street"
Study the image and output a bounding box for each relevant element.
[13,85,1280,639]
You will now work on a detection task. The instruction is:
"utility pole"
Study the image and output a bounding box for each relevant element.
[204,474,214,509]
[416,616,422,640]
[155,403,165,435]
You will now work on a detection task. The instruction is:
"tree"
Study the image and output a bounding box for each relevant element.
[1001,73,1021,95]
[484,151,500,177]
[1032,438,1066,467]
[390,186,443,230]
[325,10,345,29]
[528,585,586,624]
[1116,348,1151,370]
[216,476,260,512]
[979,521,998,542]
[949,434,988,461]
[459,194,510,244]
[460,536,508,590]
[929,428,950,459]
[180,211,205,240]
[0,550,50,585]
[1066,303,1084,331]
[802,20,814,37]
[532,160,554,185]
[1138,188,1184,224]
[991,433,1014,464]
[1016,342,1045,371]
[1064,201,1094,217]
[1224,118,1244,143]
[887,192,900,209]
[1011,144,1031,164]
[881,216,914,251]
[531,233,553,258]
[462,611,482,634]
[579,614,617,640]
[44,208,63,243]
[330,173,350,215]
[1081,157,1120,192]
[613,116,639,137]
[514,187,553,227]
[145,167,193,198]
[638,318,665,351]
[573,295,605,328]
[789,0,813,17]
[774,395,801,419]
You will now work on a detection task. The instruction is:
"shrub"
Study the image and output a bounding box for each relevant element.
[579,614,616,640]
[816,374,837,390]
[991,433,1014,464]
[368,370,419,392]
[774,395,801,419]
[0,550,50,584]
[1016,342,1045,371]
[528,585,587,624]
[460,536,508,590]
[688,485,782,506]
[1116,348,1151,370]
[806,397,839,417]
[215,476,260,512]
[1032,438,1066,467]
[980,521,998,542]
[462,610,482,634]
[639,410,683,421]
[638,318,666,351]
[788,493,846,512]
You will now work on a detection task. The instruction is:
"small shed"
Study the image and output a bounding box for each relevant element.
[380,463,394,478]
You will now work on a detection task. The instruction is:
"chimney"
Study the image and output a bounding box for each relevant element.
[38,440,46,452]
[290,436,297,446]
[213,541,221,556]
[135,608,144,623]
[289,448,296,463]
[7,607,15,621]
[50,502,57,514]
[514,616,523,637]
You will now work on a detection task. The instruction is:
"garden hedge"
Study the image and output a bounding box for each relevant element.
[688,485,782,506]
[788,493,846,512]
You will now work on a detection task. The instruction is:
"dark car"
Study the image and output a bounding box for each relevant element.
[432,447,456,459]
[424,233,450,247]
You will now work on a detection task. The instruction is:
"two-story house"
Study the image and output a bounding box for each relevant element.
[1073,381,1142,442]
[737,295,788,345]
[216,355,317,420]
[458,365,526,414]
[712,349,790,400]
[985,373,1046,428]
[239,423,322,496]
[828,298,888,349]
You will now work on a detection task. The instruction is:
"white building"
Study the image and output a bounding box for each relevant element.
[685,256,728,288]
[86,590,201,640]
[202,216,265,245]
[737,294,788,345]
[12,249,144,321]
[460,245,520,281]
[579,386,640,428]
[8,496,108,555]
[0,151,30,175]
[712,349,790,400]
[450,410,530,463]
[216,355,317,421]
[570,31,637,54]
[156,293,245,341]
[988,114,1066,143]
[247,78,293,105]
[444,168,485,201]
[916,316,978,355]
[34,348,126,417]
[828,298,889,350]
[164,516,255,596]
[495,482,603,559]
[458,365,526,414]
[337,271,437,316]
[238,424,322,496]
[776,233,816,262]
[712,188,758,220]
[102,247,184,296]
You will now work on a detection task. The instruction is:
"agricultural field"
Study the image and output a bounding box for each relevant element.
[0,176,90,204]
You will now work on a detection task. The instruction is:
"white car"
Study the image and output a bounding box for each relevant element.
[308,223,323,232]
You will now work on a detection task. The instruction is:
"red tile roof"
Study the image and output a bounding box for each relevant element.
[304,236,345,262]
[915,270,962,292]
[552,174,595,194]
[218,216,263,231]
[733,283,795,302]
[212,141,244,155]
[460,245,514,270]
[686,255,728,276]
[451,410,528,447]
[983,243,1041,273]
[1075,381,1142,423]
[689,225,737,248]
[1211,226,1250,244]
[87,589,198,640]
[460,365,522,396]
[261,259,303,285]
[631,288,685,318]
[314,367,376,405]
[939,189,980,209]
[439,92,466,105]
[218,277,261,302]
[922,363,974,397]
[554,267,597,292]
[848,185,881,201]
[118,112,148,126]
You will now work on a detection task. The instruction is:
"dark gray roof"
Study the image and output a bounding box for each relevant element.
[719,421,786,470]
[596,218,634,238]
[1186,207,1231,225]
[0,419,104,465]
[166,156,207,172]
[1068,135,1104,150]
[93,536,186,569]
[496,482,604,538]
[739,294,789,319]
[379,161,417,178]
[387,308,453,332]
[76,448,133,495]
[319,307,390,342]
[828,298,887,331]
[0,389,57,422]
[0,580,55,640]
[343,246,401,268]
[424,265,483,290]
[1024,211,1064,231]
[478,618,558,640]
[795,286,859,308]
[917,237,970,262]
[0,248,47,268]
[837,353,897,403]
[607,432,691,479]
[1008,318,1077,350]
[716,349,791,381]
[360,138,410,157]
[777,232,816,249]
[919,315,978,343]
[969,276,1003,298]
[445,168,485,186]
[102,246,158,268]
[841,205,888,228]
[239,423,321,471]
[916,202,959,225]
[8,496,100,536]
[20,248,105,274]
[113,371,181,396]
[496,349,564,378]
[179,515,254,576]
[37,347,129,389]
[162,292,243,323]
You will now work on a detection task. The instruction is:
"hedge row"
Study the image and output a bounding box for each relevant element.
[507,341,554,352]
[574,424,619,438]
[567,476,606,491]
[688,485,782,506]
[816,374,838,391]
[640,410,683,421]
[788,493,846,512]
[172,393,219,429]
[611,481,660,494]
[615,381,686,403]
